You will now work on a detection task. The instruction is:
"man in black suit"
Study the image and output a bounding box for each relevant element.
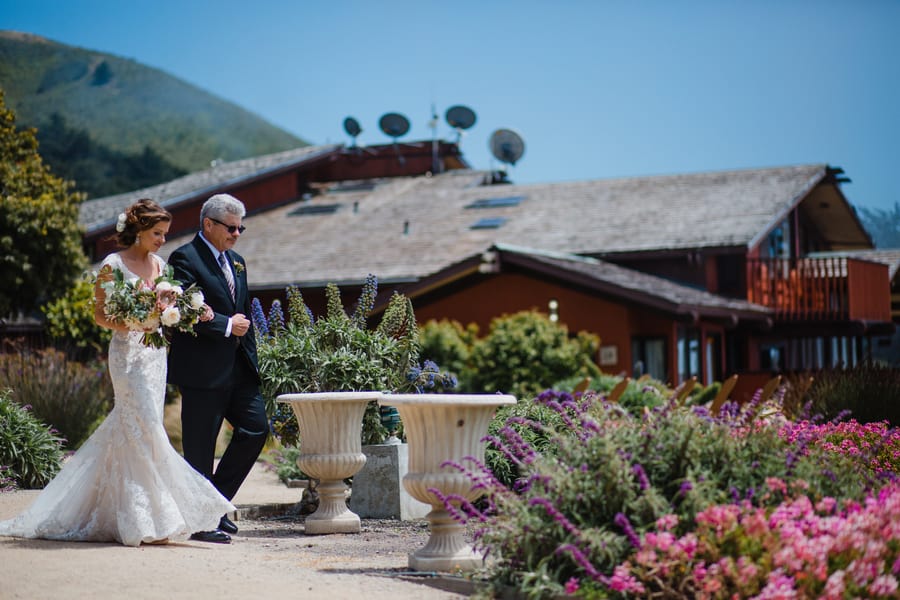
[167,193,268,544]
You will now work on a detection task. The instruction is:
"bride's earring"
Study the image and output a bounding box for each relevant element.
[135,233,141,244]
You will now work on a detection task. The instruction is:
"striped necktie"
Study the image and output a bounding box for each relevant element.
[218,253,235,300]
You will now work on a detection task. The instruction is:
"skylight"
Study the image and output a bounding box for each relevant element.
[465,196,525,209]
[470,217,508,230]
[289,203,341,216]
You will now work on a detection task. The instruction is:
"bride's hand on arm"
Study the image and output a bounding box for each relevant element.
[200,304,215,322]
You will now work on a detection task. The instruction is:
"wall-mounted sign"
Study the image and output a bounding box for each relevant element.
[599,345,618,366]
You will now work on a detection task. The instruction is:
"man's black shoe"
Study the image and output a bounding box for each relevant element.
[219,515,238,535]
[190,530,231,544]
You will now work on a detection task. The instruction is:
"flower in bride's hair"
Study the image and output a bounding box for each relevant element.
[160,306,181,327]
[116,212,127,232]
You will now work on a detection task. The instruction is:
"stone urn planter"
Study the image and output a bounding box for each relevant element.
[277,391,382,534]
[378,393,517,571]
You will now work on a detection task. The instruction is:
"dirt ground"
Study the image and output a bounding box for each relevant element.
[0,504,477,599]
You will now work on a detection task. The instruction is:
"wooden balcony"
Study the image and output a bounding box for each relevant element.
[746,257,890,322]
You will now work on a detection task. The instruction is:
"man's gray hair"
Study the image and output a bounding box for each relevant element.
[200,194,246,226]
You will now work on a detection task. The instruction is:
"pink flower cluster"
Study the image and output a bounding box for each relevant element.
[620,481,900,598]
[780,419,900,476]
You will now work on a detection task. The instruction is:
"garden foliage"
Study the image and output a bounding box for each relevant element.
[41,276,112,357]
[0,388,64,489]
[448,389,900,598]
[0,347,113,449]
[419,312,601,399]
[796,360,900,426]
[253,275,421,446]
[0,91,86,317]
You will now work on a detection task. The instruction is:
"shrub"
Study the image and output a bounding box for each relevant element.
[451,390,886,598]
[0,347,113,449]
[800,361,900,426]
[254,276,421,447]
[467,310,601,399]
[0,388,64,489]
[418,319,477,389]
[41,276,111,358]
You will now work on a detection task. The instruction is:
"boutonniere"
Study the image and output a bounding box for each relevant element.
[233,260,245,275]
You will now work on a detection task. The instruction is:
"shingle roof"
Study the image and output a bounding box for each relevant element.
[155,162,827,289]
[79,145,827,290]
[79,144,340,232]
[492,244,771,319]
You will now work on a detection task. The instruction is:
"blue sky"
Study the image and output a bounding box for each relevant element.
[4,0,900,212]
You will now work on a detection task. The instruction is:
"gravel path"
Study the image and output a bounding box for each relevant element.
[0,498,477,599]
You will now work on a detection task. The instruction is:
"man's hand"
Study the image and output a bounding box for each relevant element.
[231,313,251,337]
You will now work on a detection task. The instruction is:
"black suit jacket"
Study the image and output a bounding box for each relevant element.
[167,234,259,389]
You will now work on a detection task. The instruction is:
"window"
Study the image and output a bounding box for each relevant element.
[631,337,667,382]
[465,196,525,209]
[470,217,507,229]
[677,326,701,382]
[289,203,341,216]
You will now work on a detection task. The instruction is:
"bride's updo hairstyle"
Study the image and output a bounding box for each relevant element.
[114,199,172,247]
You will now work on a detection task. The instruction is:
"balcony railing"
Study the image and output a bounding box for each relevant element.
[746,257,890,322]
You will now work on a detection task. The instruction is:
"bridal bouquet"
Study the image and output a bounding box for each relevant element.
[100,265,211,348]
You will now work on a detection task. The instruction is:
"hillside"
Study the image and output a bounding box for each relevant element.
[0,31,307,176]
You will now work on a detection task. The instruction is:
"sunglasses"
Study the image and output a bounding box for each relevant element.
[208,217,246,234]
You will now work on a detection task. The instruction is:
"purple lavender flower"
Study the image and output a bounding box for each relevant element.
[631,463,650,490]
[613,512,641,548]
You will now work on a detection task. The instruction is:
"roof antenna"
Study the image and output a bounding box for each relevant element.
[428,103,440,174]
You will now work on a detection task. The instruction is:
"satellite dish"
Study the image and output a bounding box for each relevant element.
[489,128,526,166]
[445,105,477,130]
[378,112,411,139]
[343,117,362,138]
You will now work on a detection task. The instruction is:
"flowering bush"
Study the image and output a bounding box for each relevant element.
[621,481,900,598]
[254,275,427,446]
[445,390,898,598]
[99,265,209,348]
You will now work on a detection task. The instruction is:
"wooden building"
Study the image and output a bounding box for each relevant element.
[80,141,895,390]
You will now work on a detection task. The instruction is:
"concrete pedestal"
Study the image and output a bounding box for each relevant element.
[350,443,430,520]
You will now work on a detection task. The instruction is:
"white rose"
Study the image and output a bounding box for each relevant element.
[160,307,181,326]
[189,292,205,309]
[172,285,184,295]
[155,281,173,293]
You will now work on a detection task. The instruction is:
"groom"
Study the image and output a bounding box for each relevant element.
[167,193,269,544]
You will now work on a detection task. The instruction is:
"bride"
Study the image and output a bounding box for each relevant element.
[0,199,234,546]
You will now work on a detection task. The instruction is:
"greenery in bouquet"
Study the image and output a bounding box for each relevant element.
[253,275,456,447]
[99,265,208,348]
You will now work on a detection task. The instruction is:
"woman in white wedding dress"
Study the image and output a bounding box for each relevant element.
[0,199,234,547]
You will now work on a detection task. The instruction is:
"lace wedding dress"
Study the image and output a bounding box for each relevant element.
[0,253,234,546]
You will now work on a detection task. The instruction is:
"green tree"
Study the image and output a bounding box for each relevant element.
[0,91,87,318]
[857,202,900,248]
